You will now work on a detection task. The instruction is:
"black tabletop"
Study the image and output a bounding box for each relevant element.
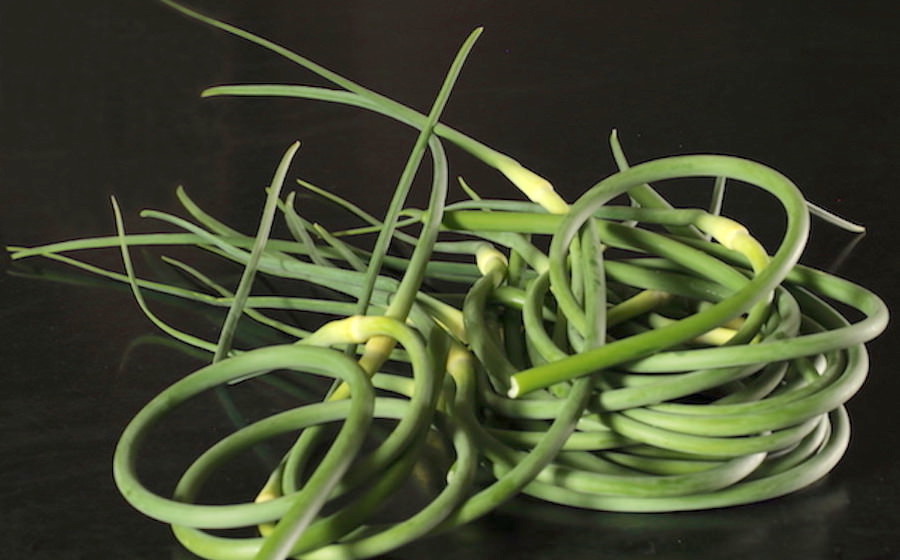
[2,2,898,559]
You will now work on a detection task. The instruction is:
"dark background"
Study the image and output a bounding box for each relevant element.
[1,1,898,559]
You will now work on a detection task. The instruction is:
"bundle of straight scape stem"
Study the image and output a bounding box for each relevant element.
[7,2,889,560]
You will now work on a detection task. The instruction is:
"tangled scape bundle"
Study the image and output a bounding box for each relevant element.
[8,3,889,560]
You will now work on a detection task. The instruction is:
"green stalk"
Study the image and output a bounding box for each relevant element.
[214,141,300,363]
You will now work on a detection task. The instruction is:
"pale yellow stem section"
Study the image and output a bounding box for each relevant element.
[494,156,569,214]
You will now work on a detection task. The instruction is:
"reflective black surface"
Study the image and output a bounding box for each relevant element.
[2,2,898,559]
